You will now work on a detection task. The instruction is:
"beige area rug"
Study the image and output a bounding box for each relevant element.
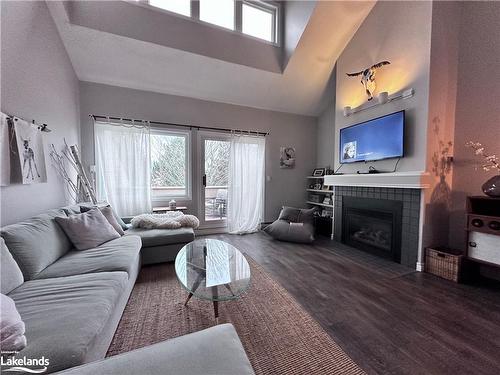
[107,257,365,375]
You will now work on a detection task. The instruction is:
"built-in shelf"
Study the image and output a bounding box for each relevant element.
[306,176,324,179]
[307,189,334,194]
[306,201,334,208]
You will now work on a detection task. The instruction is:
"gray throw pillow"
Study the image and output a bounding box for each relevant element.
[0,238,24,294]
[263,219,315,243]
[80,206,125,235]
[80,203,128,231]
[278,206,316,224]
[55,208,121,250]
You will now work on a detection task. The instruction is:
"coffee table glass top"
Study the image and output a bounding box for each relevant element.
[175,239,251,302]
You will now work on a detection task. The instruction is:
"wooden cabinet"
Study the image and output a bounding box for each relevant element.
[465,196,500,268]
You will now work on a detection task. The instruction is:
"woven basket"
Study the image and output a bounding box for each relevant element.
[425,247,463,282]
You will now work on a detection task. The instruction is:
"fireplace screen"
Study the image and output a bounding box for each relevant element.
[341,197,403,263]
[347,211,392,252]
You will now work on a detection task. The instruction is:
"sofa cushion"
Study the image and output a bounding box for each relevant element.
[1,238,24,294]
[8,272,128,374]
[34,235,142,280]
[54,324,255,375]
[55,208,121,250]
[1,209,71,280]
[125,227,194,247]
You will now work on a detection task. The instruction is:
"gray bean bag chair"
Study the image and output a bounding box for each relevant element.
[263,206,316,243]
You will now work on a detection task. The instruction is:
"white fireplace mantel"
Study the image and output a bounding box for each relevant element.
[323,171,431,189]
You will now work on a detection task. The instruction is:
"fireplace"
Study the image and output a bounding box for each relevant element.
[342,197,403,262]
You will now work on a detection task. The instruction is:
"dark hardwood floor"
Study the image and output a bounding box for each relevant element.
[204,232,500,375]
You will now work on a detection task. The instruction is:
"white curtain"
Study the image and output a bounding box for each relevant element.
[227,135,265,234]
[94,121,151,216]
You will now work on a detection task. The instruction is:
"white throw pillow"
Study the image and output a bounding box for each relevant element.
[0,294,27,353]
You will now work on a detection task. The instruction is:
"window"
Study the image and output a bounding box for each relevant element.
[148,0,191,16]
[200,0,235,30]
[138,0,279,44]
[242,2,276,42]
[151,129,191,199]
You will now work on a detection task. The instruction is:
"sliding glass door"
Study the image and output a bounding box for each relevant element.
[199,133,231,228]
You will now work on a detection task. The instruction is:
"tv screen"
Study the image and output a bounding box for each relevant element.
[339,110,405,164]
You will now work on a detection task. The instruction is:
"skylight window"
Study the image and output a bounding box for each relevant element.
[242,2,275,42]
[139,0,280,44]
[200,0,235,30]
[148,0,190,17]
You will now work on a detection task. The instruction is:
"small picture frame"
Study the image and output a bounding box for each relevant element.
[312,168,326,177]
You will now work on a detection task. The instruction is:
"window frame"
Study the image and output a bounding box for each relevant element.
[134,0,281,46]
[199,0,236,31]
[239,1,278,44]
[146,0,192,17]
[150,127,192,201]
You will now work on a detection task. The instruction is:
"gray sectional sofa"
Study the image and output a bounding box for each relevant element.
[1,205,253,374]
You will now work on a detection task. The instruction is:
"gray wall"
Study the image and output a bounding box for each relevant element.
[0,1,80,226]
[79,82,317,222]
[316,101,335,169]
[282,1,316,70]
[316,65,336,169]
[333,1,433,174]
[66,0,282,73]
[422,1,460,250]
[449,2,500,251]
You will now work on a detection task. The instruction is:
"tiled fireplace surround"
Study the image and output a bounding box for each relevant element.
[333,186,422,268]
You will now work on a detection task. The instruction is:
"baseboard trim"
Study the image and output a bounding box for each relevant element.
[416,262,424,272]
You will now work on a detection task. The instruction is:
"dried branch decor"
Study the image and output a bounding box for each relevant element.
[49,140,97,204]
[465,141,500,172]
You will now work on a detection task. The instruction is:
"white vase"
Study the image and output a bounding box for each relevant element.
[169,199,176,209]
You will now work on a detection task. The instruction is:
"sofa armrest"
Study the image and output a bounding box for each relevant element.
[54,324,254,375]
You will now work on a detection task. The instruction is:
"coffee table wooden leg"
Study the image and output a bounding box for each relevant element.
[213,301,219,324]
[184,271,204,306]
[184,293,193,306]
[223,283,235,296]
[212,285,219,324]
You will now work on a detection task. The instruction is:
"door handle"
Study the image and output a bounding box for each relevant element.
[469,241,477,248]
[203,174,206,187]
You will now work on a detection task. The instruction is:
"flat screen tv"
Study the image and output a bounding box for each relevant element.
[339,110,405,164]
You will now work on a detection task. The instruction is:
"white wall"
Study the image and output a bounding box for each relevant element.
[0,1,80,226]
[333,1,433,174]
[79,82,317,222]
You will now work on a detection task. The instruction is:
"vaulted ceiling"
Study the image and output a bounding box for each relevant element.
[48,1,375,116]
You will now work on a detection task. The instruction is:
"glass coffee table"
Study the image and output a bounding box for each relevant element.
[175,239,251,323]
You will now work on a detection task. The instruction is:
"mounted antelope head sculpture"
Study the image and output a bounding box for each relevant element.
[346,61,391,101]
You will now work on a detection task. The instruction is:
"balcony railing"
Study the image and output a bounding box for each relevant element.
[151,185,228,220]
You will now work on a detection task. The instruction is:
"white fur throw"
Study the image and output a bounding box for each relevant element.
[131,212,199,230]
